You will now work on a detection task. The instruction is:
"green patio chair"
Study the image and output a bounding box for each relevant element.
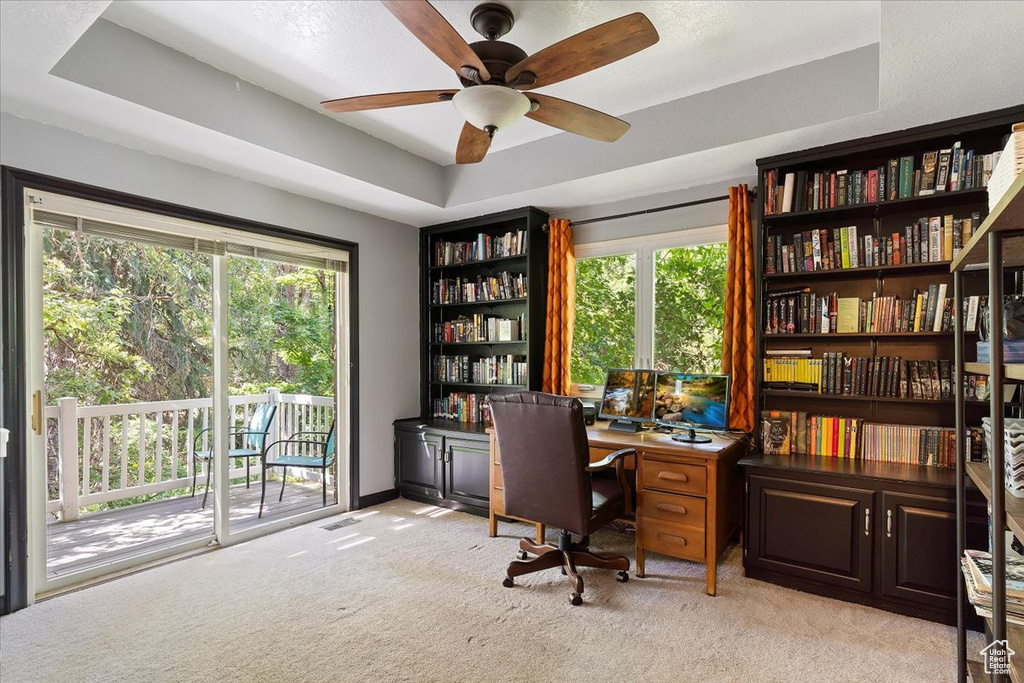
[259,422,336,518]
[192,403,278,508]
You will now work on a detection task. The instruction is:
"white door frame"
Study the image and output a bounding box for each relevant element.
[23,191,353,596]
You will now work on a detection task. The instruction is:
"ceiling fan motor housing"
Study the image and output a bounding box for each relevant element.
[460,40,528,87]
[470,3,515,41]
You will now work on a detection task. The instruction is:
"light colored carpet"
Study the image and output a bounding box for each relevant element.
[1,498,974,683]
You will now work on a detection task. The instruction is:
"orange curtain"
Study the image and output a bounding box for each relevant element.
[542,218,576,395]
[722,185,756,433]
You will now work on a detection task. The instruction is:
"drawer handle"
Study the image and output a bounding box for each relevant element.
[656,502,688,515]
[657,471,689,483]
[656,533,688,546]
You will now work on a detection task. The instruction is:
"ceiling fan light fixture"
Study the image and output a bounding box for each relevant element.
[452,85,530,135]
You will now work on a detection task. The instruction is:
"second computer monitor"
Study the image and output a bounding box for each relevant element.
[654,373,730,433]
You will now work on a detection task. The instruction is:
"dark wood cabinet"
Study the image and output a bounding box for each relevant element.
[394,419,491,514]
[395,427,443,500]
[747,474,873,593]
[445,437,491,508]
[741,456,985,626]
[880,491,987,611]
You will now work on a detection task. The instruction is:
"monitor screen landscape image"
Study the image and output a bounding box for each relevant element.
[599,369,656,421]
[654,373,730,430]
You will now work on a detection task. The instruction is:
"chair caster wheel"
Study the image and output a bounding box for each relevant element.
[570,593,583,606]
[517,550,528,561]
[617,570,629,583]
[502,577,514,588]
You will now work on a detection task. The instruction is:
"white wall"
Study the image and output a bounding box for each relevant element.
[556,176,755,245]
[0,112,420,498]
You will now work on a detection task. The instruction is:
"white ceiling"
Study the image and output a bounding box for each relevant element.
[0,1,1022,228]
[102,0,880,165]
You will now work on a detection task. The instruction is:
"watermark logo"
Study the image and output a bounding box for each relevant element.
[981,639,1015,675]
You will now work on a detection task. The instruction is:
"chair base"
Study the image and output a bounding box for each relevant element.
[501,532,629,605]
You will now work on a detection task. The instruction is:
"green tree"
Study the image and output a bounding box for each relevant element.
[571,253,637,385]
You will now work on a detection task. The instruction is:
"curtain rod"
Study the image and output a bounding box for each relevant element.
[570,188,756,227]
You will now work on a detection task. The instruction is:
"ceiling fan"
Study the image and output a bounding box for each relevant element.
[321,1,660,164]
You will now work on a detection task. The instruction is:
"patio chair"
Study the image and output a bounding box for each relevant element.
[192,403,278,508]
[259,422,336,518]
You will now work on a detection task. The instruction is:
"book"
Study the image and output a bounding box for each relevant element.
[781,173,795,213]
[966,295,981,332]
[920,151,938,195]
[935,148,952,192]
[887,158,899,200]
[761,413,792,455]
[899,156,915,198]
[837,298,859,334]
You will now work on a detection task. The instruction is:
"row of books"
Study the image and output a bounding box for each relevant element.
[431,392,493,425]
[433,229,527,266]
[761,410,979,466]
[961,549,1024,626]
[765,285,955,335]
[433,314,525,343]
[432,354,527,385]
[763,353,953,399]
[431,272,527,305]
[763,143,1000,215]
[765,214,981,275]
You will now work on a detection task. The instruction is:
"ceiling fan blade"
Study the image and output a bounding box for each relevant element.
[456,123,491,164]
[321,90,457,113]
[381,0,490,81]
[506,13,658,90]
[526,94,629,142]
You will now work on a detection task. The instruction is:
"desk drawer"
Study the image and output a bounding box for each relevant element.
[641,460,706,496]
[642,490,705,530]
[640,518,705,562]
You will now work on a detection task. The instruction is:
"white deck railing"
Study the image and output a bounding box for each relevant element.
[45,389,334,521]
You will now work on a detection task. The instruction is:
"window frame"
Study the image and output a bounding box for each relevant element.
[572,224,728,397]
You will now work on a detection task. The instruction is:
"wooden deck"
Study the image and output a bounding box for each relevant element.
[47,481,332,577]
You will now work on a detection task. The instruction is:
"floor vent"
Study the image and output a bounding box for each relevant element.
[321,518,361,531]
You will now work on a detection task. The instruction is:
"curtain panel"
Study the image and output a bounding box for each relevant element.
[722,185,756,432]
[542,218,575,395]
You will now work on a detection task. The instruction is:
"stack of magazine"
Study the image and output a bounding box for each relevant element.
[961,549,1024,625]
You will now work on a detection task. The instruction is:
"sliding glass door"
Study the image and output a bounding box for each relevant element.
[23,189,351,596]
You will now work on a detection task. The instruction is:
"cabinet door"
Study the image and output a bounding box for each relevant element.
[395,429,443,499]
[880,491,987,609]
[748,474,874,592]
[445,437,491,509]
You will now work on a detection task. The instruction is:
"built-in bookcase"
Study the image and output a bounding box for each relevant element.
[419,207,548,432]
[755,107,1024,477]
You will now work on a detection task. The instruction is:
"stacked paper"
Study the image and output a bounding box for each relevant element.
[983,417,1024,498]
[989,124,1024,212]
[962,549,1024,625]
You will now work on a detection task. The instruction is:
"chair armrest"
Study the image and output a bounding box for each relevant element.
[192,427,215,451]
[287,430,331,439]
[586,448,636,472]
[263,439,330,462]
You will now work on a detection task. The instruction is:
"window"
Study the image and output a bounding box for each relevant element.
[572,226,728,393]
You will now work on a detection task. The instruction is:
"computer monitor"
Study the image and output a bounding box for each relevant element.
[653,372,730,444]
[598,368,656,432]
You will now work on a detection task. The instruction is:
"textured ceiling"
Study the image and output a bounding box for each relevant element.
[103,0,880,165]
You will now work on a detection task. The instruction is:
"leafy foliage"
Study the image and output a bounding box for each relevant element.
[571,242,727,386]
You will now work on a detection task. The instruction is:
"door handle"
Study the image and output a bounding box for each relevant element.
[0,428,8,459]
[31,390,42,436]
[865,508,871,536]
[886,509,892,538]
[444,449,452,464]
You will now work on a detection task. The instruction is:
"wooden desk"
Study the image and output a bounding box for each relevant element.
[488,424,745,596]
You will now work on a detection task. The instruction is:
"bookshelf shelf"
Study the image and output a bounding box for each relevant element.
[952,173,1024,271]
[966,462,1024,541]
[762,187,988,226]
[764,260,954,281]
[764,331,967,340]
[964,362,1024,382]
[430,297,528,308]
[430,340,527,346]
[429,381,527,389]
[760,388,957,404]
[429,253,527,271]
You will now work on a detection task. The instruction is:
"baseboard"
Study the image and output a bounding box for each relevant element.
[357,489,399,509]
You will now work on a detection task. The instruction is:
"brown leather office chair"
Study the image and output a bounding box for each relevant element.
[489,392,635,605]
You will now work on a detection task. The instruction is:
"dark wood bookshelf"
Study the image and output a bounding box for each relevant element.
[418,207,549,431]
[762,186,988,226]
[430,297,528,308]
[428,253,528,271]
[764,260,954,281]
[743,106,1024,631]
